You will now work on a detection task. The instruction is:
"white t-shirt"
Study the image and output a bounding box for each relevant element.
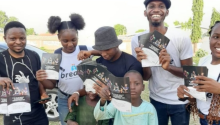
[58,45,93,94]
[197,55,220,115]
[131,28,193,104]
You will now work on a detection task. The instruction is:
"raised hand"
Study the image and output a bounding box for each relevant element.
[36,70,47,82]
[0,77,14,91]
[193,76,220,94]
[177,85,193,99]
[135,47,147,62]
[159,49,170,70]
[77,51,91,60]
[93,80,111,101]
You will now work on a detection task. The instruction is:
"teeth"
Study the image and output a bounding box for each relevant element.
[152,15,161,18]
[216,48,220,50]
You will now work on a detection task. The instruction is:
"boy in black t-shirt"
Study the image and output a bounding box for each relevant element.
[68,26,143,124]
[0,21,49,125]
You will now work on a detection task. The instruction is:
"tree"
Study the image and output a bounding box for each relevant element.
[164,22,169,27]
[114,24,127,36]
[26,28,36,35]
[173,18,192,30]
[0,10,18,31]
[8,16,18,22]
[135,29,145,33]
[191,0,204,52]
[173,21,180,26]
[209,8,220,31]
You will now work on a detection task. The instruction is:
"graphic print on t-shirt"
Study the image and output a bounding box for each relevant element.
[60,64,78,80]
[15,71,30,84]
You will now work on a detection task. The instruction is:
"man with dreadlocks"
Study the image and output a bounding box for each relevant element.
[178,21,220,125]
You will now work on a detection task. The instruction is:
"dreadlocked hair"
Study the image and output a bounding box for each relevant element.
[208,21,220,36]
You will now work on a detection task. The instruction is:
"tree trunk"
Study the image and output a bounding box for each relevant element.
[193,43,197,54]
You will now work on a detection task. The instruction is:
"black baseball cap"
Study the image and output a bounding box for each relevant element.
[144,0,171,9]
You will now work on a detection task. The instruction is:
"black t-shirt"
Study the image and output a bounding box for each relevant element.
[96,52,143,125]
[96,52,143,77]
[0,49,48,125]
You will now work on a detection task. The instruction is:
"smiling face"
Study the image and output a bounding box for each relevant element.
[144,0,169,27]
[58,29,78,53]
[4,28,26,55]
[210,23,220,60]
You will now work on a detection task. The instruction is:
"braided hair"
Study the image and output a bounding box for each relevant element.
[47,13,85,34]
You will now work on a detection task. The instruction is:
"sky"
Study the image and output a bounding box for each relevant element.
[0,0,220,42]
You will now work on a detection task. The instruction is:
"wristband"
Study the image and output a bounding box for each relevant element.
[73,92,80,96]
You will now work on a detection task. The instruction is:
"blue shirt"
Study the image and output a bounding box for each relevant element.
[96,52,143,77]
[94,100,158,125]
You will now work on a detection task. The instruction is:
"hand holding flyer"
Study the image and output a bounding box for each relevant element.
[182,66,208,101]
[41,53,61,80]
[138,30,170,67]
[77,60,132,112]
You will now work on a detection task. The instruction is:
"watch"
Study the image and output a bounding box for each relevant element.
[73,92,80,96]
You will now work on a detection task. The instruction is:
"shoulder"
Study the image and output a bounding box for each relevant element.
[122,52,139,63]
[25,49,41,61]
[141,100,156,112]
[96,56,103,63]
[132,30,149,41]
[54,47,62,54]
[25,49,39,56]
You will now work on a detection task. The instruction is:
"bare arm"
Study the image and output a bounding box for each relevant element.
[143,67,152,81]
[90,50,101,56]
[78,50,101,60]
[39,80,57,89]
[166,58,192,78]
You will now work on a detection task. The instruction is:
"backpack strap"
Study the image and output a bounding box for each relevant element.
[79,45,88,51]
[54,47,62,54]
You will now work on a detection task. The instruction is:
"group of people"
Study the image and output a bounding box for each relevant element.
[0,0,220,125]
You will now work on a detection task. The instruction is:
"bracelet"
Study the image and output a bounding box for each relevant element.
[73,92,80,96]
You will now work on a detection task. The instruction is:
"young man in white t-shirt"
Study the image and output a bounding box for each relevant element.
[178,21,220,125]
[132,0,193,125]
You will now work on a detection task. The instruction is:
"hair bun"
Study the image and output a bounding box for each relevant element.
[47,16,61,34]
[69,13,85,30]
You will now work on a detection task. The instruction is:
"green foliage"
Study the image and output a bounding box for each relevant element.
[191,0,204,43]
[0,10,18,31]
[193,56,200,66]
[26,28,36,35]
[135,29,145,33]
[195,49,208,58]
[173,21,180,26]
[164,22,169,27]
[8,16,18,22]
[114,24,127,36]
[174,18,192,30]
[209,8,220,33]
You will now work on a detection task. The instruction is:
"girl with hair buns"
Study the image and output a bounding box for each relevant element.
[36,13,99,125]
[177,21,220,125]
